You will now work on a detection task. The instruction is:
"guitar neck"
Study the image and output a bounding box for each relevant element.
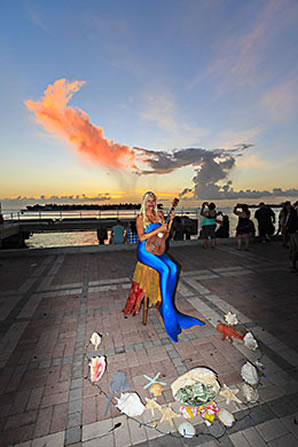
[165,198,179,225]
[165,206,175,225]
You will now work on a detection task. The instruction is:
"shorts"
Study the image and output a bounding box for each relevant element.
[288,233,298,254]
[201,225,216,239]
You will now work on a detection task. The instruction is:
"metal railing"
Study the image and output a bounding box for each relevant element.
[2,208,199,223]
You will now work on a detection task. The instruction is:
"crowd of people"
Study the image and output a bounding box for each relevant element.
[97,199,298,272]
[197,200,298,271]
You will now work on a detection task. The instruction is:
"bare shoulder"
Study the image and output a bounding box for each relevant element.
[136,214,143,223]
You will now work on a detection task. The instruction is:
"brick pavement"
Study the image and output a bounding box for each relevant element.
[0,240,298,446]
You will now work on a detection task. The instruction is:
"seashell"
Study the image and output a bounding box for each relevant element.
[149,383,164,397]
[243,332,258,351]
[116,392,145,417]
[224,312,238,326]
[90,332,102,350]
[242,383,259,403]
[241,362,259,386]
[217,408,235,427]
[89,356,106,383]
[178,421,196,438]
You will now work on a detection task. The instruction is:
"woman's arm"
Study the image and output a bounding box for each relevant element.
[136,215,168,242]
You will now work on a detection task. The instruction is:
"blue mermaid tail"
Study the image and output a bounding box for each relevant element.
[137,223,205,342]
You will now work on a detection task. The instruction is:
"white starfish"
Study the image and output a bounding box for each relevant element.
[158,405,180,427]
[219,384,242,405]
[224,312,238,326]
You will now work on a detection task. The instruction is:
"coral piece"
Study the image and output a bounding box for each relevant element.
[224,312,238,326]
[145,398,162,416]
[216,322,244,343]
[90,332,102,350]
[149,383,164,397]
[158,405,180,427]
[217,408,235,427]
[116,392,145,417]
[243,332,258,351]
[219,384,242,405]
[242,383,259,403]
[241,362,259,386]
[178,421,196,438]
[89,356,106,383]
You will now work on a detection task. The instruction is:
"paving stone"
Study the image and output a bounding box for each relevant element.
[267,432,298,447]
[229,431,251,447]
[256,418,288,442]
[128,416,147,445]
[31,430,65,446]
[148,435,183,446]
[113,415,131,447]
[82,418,113,441]
[68,411,82,428]
[241,427,268,447]
[280,412,298,439]
[65,426,81,445]
[71,378,83,390]
[83,433,114,446]
[70,388,82,401]
[69,399,82,414]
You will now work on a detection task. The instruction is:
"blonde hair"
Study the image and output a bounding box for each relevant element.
[139,191,161,228]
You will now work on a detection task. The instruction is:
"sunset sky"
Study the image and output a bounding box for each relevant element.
[1,0,298,209]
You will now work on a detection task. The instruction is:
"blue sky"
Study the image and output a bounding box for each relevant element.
[1,0,298,208]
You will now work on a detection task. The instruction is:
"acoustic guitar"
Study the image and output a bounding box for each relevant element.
[145,198,179,256]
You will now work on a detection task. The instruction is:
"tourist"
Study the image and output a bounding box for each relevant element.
[254,202,275,242]
[96,225,107,245]
[233,204,252,250]
[200,202,218,249]
[286,201,298,272]
[277,201,291,247]
[126,221,139,244]
[215,212,229,238]
[111,219,125,244]
[172,216,184,241]
[134,191,204,342]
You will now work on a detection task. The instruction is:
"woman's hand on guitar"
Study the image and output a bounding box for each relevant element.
[158,223,169,233]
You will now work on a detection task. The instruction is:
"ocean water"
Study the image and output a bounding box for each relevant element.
[19,207,281,249]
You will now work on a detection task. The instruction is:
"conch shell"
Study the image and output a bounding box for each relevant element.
[116,392,145,417]
[89,356,106,383]
[217,408,235,427]
[90,332,102,350]
[242,383,259,403]
[243,332,258,351]
[241,362,258,386]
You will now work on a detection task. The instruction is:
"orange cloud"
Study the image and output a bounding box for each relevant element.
[25,79,137,170]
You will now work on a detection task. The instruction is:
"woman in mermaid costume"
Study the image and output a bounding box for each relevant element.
[136,191,205,343]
